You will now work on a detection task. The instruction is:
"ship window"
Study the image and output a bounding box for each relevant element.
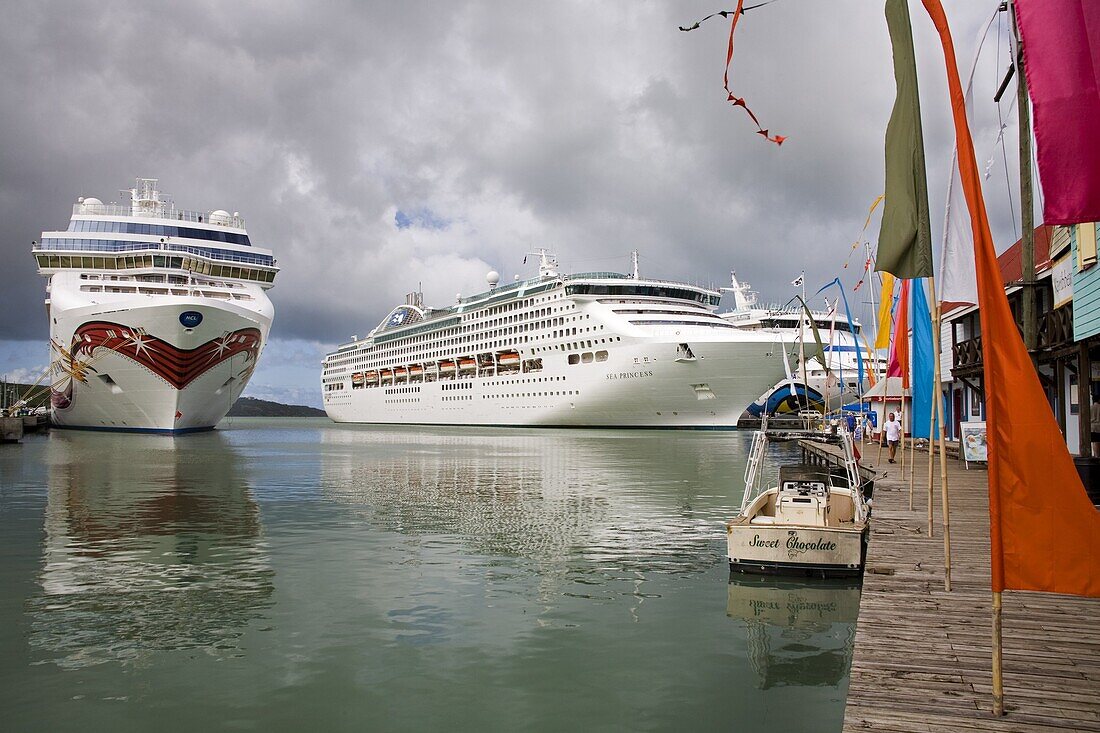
[595,350,608,362]
[568,354,579,365]
[582,352,594,363]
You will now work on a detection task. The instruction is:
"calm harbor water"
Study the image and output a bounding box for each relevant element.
[0,418,858,732]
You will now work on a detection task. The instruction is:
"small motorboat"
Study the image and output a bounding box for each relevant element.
[726,425,870,577]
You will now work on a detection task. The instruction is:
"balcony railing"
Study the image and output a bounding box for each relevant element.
[1037,305,1073,351]
[953,336,983,370]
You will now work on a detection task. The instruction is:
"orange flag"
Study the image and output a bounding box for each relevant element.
[886,280,910,390]
[921,0,1100,596]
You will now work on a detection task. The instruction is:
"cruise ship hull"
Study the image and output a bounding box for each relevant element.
[50,298,270,432]
[325,338,781,428]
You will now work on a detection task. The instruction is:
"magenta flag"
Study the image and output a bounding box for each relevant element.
[1015,0,1100,226]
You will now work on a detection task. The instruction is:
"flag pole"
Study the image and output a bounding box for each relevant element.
[930,275,953,589]
[922,280,933,538]
[909,397,917,513]
[800,272,809,416]
[877,387,886,465]
[993,589,1004,715]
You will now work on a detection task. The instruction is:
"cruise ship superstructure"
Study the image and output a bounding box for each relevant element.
[34,178,277,432]
[322,252,784,428]
[720,273,884,414]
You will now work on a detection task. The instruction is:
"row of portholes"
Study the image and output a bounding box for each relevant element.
[567,350,609,365]
[484,391,578,399]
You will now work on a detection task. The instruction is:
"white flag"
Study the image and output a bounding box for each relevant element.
[782,343,797,397]
[939,4,998,306]
[790,275,804,288]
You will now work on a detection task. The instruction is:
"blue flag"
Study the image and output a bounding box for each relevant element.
[910,278,939,439]
[814,278,865,392]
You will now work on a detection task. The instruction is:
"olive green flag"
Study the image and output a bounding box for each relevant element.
[876,0,933,279]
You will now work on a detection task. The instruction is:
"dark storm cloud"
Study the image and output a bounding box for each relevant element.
[0,0,1010,353]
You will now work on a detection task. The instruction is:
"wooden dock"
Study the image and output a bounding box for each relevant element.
[804,440,1100,732]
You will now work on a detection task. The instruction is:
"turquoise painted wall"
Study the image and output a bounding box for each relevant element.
[1071,225,1100,340]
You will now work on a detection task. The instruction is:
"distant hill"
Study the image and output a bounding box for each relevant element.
[227,396,326,417]
[2,382,324,418]
[0,382,50,410]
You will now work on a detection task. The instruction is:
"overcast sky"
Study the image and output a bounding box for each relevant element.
[0,0,1027,406]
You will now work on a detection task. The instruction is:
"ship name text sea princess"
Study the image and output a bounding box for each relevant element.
[322,251,784,428]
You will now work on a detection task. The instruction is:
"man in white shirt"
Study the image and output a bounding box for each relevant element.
[884,412,903,464]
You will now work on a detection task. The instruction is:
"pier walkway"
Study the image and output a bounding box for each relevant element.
[803,440,1100,732]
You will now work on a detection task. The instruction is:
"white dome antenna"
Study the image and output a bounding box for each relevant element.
[486,270,500,289]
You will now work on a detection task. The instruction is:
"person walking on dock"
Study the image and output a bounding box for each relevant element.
[884,412,902,464]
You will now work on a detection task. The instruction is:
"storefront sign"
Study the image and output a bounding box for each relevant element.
[1053,254,1074,308]
[960,421,988,464]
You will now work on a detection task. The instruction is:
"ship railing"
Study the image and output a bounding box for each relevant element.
[71,203,245,228]
[452,272,721,307]
[33,239,275,267]
[563,272,721,292]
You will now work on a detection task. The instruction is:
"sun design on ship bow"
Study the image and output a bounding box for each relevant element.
[49,322,263,410]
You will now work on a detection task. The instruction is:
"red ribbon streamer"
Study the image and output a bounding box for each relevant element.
[723,0,785,145]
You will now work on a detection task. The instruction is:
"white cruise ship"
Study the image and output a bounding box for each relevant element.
[33,178,277,432]
[719,273,885,415]
[322,251,784,428]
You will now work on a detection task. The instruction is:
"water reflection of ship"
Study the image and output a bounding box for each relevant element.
[29,430,273,668]
[319,427,746,576]
[726,575,860,690]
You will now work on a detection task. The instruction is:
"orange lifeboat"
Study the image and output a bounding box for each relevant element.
[439,360,456,373]
[459,357,476,371]
[498,351,520,366]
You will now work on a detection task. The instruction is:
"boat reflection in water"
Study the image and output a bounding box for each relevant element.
[28,431,273,668]
[317,427,742,589]
[726,575,861,689]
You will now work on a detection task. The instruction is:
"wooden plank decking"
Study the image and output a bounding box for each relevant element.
[804,440,1100,732]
